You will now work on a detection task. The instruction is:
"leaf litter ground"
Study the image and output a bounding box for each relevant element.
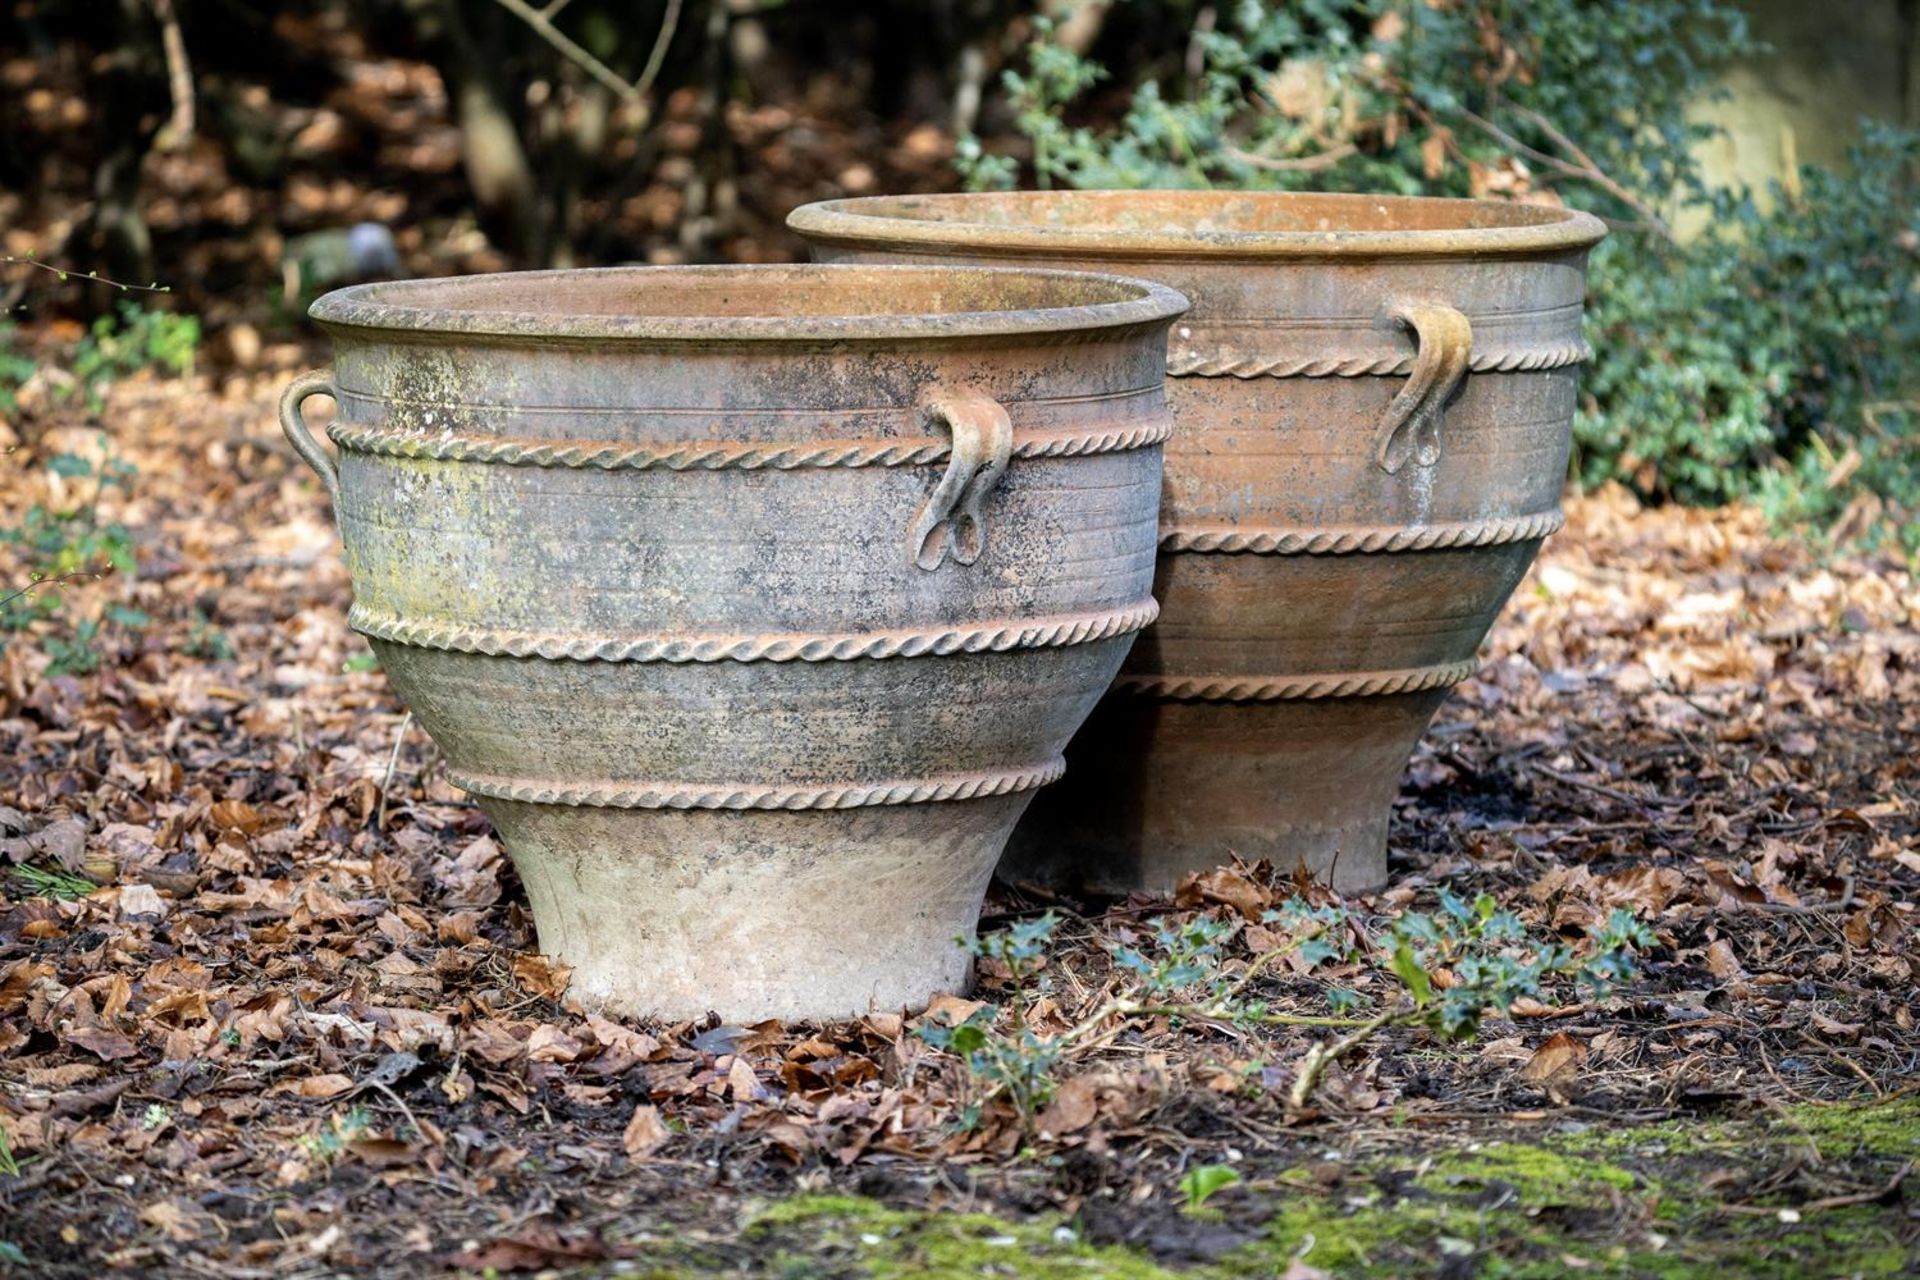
[1,366,1915,1278]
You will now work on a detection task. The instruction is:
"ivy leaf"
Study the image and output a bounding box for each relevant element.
[1391,942,1434,1006]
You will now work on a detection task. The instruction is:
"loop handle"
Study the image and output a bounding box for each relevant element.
[279,369,341,506]
[909,389,1013,570]
[1372,302,1473,474]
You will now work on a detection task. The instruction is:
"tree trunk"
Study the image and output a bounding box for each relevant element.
[67,0,169,288]
[437,0,542,263]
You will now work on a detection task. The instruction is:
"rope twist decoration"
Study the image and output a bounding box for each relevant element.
[350,599,1159,663]
[1160,509,1563,555]
[1116,658,1479,703]
[448,758,1067,810]
[327,419,1172,472]
[1166,337,1591,380]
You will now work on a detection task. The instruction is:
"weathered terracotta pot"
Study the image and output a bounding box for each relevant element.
[790,192,1605,895]
[282,264,1186,1020]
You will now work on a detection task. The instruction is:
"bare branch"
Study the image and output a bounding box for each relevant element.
[633,0,684,107]
[150,0,195,151]
[1454,105,1677,245]
[1,255,171,295]
[490,0,641,103]
[1225,141,1358,173]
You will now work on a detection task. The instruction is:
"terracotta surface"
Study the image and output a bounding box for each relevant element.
[282,264,1187,1019]
[790,192,1605,894]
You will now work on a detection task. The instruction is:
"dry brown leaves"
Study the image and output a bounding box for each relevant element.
[0,361,1914,1274]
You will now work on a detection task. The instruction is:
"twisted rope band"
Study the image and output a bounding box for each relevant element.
[449,758,1067,810]
[1167,337,1591,380]
[1115,658,1478,703]
[351,598,1158,664]
[327,419,1171,472]
[1160,509,1563,555]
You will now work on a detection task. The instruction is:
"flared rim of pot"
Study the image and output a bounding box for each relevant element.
[788,190,1608,260]
[307,263,1189,343]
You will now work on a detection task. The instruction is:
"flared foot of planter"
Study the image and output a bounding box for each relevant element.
[479,792,1033,1023]
[1002,689,1451,897]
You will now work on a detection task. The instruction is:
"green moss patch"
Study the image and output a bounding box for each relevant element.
[607,1100,1916,1278]
[745,1195,1185,1279]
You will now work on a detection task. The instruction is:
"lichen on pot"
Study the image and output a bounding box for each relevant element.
[282,263,1187,1020]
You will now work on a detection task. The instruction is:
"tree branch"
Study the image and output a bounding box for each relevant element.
[490,0,641,103]
[1225,141,1357,173]
[2,255,171,294]
[633,0,683,108]
[1453,105,1677,245]
[150,0,195,151]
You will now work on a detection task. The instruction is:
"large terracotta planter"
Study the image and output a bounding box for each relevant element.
[282,264,1186,1020]
[790,193,1605,895]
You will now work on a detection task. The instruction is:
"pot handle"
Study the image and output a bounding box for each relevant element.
[1373,302,1473,475]
[909,388,1013,570]
[279,369,341,507]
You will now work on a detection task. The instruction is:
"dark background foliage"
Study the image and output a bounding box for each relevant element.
[2,0,1917,548]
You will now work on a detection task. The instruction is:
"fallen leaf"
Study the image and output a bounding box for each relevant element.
[526,1024,584,1063]
[725,1053,760,1101]
[1175,861,1270,920]
[64,1028,137,1061]
[623,1104,671,1160]
[1705,939,1746,981]
[268,1072,355,1099]
[1810,1012,1863,1040]
[208,799,266,835]
[1036,1075,1099,1137]
[440,1223,614,1272]
[117,882,167,920]
[139,1199,204,1242]
[512,953,572,1001]
[1520,1031,1588,1084]
[923,993,986,1027]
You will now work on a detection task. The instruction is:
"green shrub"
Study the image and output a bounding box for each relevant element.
[964,0,1919,551]
[69,301,200,411]
[0,323,35,420]
[1579,125,1919,547]
[1,442,144,671]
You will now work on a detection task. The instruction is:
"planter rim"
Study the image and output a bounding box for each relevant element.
[788,191,1608,260]
[308,263,1189,344]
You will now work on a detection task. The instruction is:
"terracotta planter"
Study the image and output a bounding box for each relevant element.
[283,264,1186,1020]
[790,193,1605,895]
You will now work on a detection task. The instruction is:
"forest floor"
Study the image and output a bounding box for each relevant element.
[1,357,1916,1279]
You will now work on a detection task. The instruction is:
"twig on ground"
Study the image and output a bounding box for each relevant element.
[1742,876,1857,918]
[376,711,414,832]
[1529,761,1682,811]
[1288,1004,1412,1110]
